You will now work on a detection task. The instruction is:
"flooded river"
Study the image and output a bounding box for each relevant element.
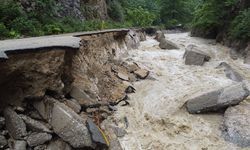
[109,32,250,150]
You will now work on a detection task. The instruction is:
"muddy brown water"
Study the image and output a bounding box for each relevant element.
[108,33,250,150]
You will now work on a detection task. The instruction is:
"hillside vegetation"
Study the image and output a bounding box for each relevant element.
[0,0,249,43]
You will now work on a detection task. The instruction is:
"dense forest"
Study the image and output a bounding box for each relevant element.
[0,0,249,44]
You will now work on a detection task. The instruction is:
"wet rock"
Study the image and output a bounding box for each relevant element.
[217,62,243,82]
[184,44,211,66]
[9,140,27,150]
[19,115,52,133]
[69,86,96,106]
[0,135,7,148]
[117,72,129,81]
[159,38,179,50]
[0,117,5,129]
[46,139,72,150]
[86,118,109,147]
[186,83,250,114]
[134,69,149,79]
[4,107,27,139]
[27,132,52,147]
[223,101,250,147]
[155,31,165,42]
[50,102,92,148]
[64,99,81,113]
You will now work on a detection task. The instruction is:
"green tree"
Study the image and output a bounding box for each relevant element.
[160,0,190,27]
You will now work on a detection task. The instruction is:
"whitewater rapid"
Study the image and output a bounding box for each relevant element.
[110,32,250,150]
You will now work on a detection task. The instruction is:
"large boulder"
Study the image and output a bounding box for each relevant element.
[33,97,93,148]
[223,101,250,147]
[4,107,27,139]
[155,31,165,42]
[183,44,211,66]
[186,83,250,114]
[50,101,93,148]
[159,38,179,50]
[217,62,243,82]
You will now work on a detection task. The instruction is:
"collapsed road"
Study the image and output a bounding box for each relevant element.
[0,29,250,150]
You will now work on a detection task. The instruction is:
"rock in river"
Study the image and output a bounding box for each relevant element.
[159,38,179,50]
[184,44,211,66]
[186,83,250,114]
[216,62,243,82]
[223,101,250,147]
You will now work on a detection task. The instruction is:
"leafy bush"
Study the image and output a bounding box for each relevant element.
[230,8,250,40]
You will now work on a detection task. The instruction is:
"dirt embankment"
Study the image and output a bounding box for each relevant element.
[0,29,147,149]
